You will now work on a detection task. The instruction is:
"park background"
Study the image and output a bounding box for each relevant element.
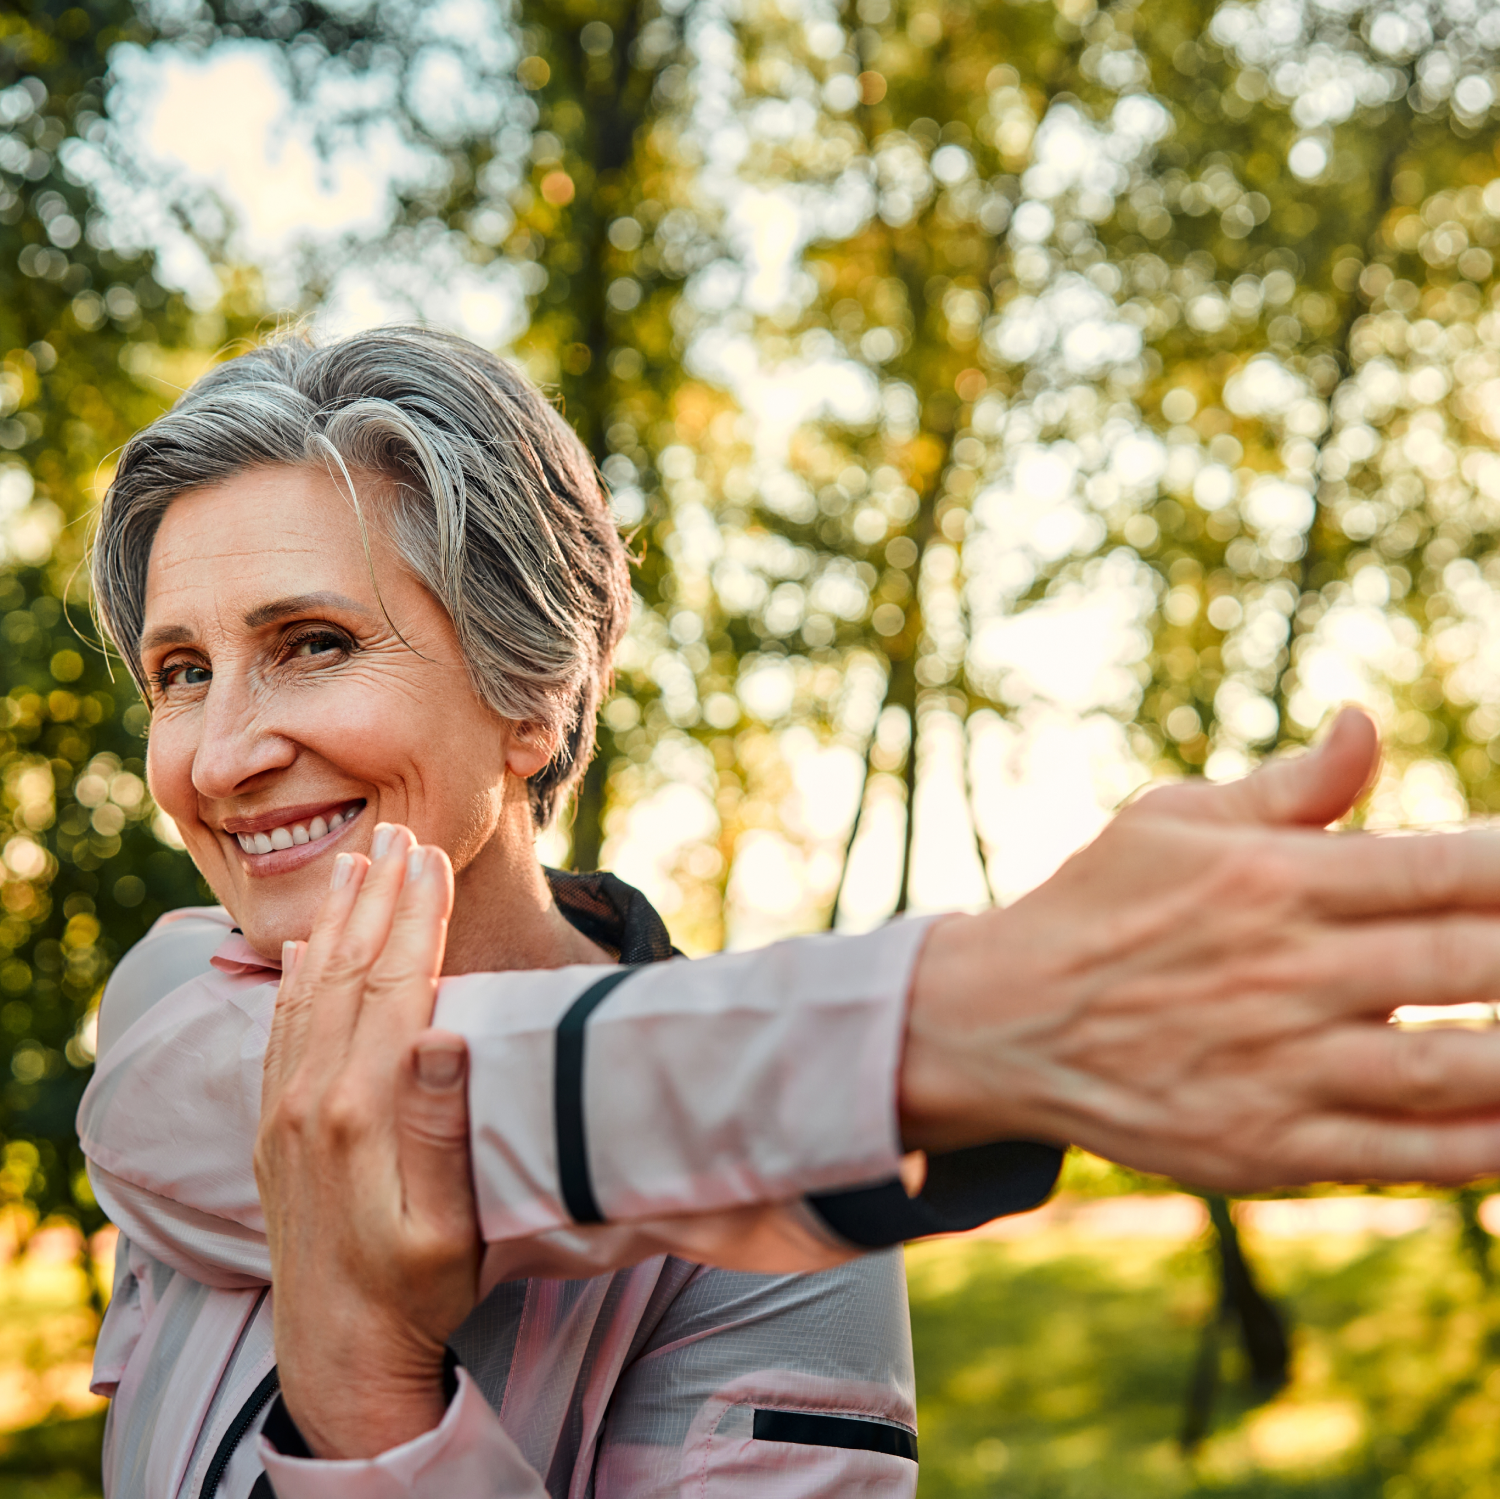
[6,0,1500,1493]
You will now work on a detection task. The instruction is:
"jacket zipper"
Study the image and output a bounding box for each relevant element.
[199,1364,280,1498]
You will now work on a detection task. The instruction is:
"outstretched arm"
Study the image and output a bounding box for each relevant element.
[901,706,1500,1186]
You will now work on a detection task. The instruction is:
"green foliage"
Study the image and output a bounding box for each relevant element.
[1043,0,1500,791]
[0,1411,103,1497]
[497,0,703,874]
[0,3,209,1235]
[908,1219,1500,1498]
[622,0,1500,941]
[0,563,206,1235]
[0,1230,106,1495]
[0,3,196,539]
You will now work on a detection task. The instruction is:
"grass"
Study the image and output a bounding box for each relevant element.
[0,1415,103,1499]
[908,1213,1500,1498]
[7,1207,1500,1496]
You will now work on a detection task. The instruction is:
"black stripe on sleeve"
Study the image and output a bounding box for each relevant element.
[753,1409,917,1461]
[554,968,637,1224]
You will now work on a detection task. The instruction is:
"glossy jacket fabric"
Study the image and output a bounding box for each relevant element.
[78,876,1063,1496]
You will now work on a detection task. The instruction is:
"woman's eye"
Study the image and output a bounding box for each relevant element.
[289,633,346,660]
[159,662,210,690]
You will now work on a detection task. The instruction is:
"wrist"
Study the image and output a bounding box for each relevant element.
[277,1354,452,1461]
[898,908,1055,1153]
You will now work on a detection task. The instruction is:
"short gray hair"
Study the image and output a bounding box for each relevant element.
[91,326,631,827]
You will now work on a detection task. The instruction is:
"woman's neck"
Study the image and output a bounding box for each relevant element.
[441,812,611,975]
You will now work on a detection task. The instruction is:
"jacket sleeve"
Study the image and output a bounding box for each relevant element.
[258,1369,547,1499]
[591,1252,919,1498]
[79,913,1062,1291]
[442,915,1061,1287]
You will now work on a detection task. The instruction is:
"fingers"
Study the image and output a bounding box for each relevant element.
[272,823,453,1078]
[264,854,370,1088]
[394,1029,481,1250]
[263,939,308,1096]
[1295,826,1500,918]
[327,826,419,984]
[1246,706,1379,827]
[298,824,417,1057]
[1286,914,1500,1018]
[1137,706,1379,829]
[273,846,372,1068]
[1278,1110,1500,1186]
[350,844,456,1057]
[1299,1021,1500,1114]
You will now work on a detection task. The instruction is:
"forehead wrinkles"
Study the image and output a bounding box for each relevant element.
[144,498,370,630]
[145,544,315,646]
[157,467,397,563]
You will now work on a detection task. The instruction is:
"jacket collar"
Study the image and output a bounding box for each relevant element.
[544,868,678,964]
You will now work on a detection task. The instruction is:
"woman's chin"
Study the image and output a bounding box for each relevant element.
[233,907,317,966]
[206,859,345,963]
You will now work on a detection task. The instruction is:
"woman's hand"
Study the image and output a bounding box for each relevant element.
[255,824,480,1460]
[902,708,1500,1189]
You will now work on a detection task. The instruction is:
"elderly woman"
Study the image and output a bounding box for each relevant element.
[82,326,1048,1499]
[77,326,1500,1497]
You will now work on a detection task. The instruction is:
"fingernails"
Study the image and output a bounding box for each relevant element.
[415,1042,465,1090]
[372,823,395,859]
[282,940,297,971]
[407,846,427,884]
[331,852,355,891]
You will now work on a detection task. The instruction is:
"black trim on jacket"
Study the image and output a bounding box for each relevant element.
[545,868,1065,1248]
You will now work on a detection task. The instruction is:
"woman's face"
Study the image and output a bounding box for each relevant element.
[140,463,549,959]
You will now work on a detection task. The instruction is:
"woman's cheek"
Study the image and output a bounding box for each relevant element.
[143,716,220,871]
[144,713,197,826]
[302,686,424,787]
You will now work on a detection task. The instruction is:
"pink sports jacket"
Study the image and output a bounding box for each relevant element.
[78,873,1061,1496]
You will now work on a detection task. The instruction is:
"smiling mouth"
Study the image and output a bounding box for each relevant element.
[233,799,366,855]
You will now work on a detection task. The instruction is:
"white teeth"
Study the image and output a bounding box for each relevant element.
[237,803,359,856]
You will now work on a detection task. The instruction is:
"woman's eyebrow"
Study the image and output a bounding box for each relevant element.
[242,592,374,629]
[139,622,196,653]
[138,593,374,654]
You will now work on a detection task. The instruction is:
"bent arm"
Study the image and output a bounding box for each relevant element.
[89,705,1500,1311]
[79,911,1061,1291]
[442,914,1059,1289]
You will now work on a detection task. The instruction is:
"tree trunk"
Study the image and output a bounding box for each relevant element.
[1181,1195,1290,1451]
[569,725,612,872]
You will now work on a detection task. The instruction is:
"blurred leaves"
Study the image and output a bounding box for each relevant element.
[0,1,212,1239]
[10,0,1500,1223]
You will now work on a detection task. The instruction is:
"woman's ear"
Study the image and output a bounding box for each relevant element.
[502,722,553,780]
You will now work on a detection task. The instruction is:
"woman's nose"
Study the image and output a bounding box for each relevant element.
[190,678,297,798]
